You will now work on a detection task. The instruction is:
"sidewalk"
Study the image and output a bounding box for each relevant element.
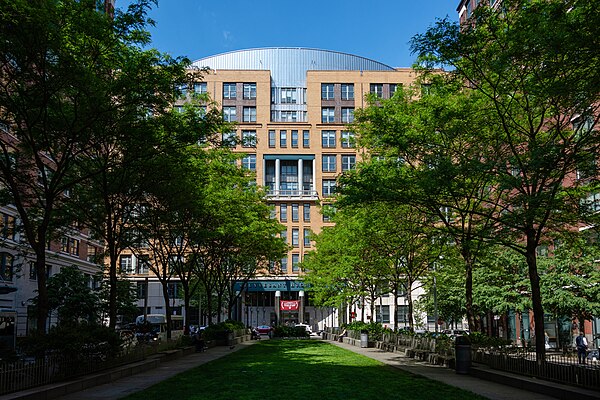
[329,339,600,400]
[0,341,257,400]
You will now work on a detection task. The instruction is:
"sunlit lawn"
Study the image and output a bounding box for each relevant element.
[123,340,486,400]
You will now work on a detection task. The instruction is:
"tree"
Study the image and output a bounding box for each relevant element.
[411,0,600,359]
[0,0,176,332]
[340,79,502,332]
[44,266,100,326]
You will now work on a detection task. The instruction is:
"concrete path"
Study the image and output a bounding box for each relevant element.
[57,342,255,400]
[330,340,557,400]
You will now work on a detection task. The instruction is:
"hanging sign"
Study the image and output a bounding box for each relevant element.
[280,300,300,311]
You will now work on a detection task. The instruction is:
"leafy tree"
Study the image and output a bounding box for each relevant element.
[44,266,100,326]
[411,0,600,359]
[341,79,501,332]
[0,0,179,332]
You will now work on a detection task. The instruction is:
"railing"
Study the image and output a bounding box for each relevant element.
[0,344,157,395]
[369,333,600,391]
[472,347,600,390]
[266,189,318,199]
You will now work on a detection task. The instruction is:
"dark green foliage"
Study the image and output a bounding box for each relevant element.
[19,322,122,359]
[202,320,245,341]
[343,321,387,341]
[272,325,309,338]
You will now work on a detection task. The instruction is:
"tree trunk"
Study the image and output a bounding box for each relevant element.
[108,249,118,330]
[526,235,546,363]
[34,244,49,333]
[406,280,414,329]
[160,281,172,340]
[462,249,479,332]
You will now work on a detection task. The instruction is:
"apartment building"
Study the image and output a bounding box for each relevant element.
[123,48,427,331]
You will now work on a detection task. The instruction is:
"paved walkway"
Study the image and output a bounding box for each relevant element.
[11,336,595,400]
[56,343,255,400]
[330,340,557,400]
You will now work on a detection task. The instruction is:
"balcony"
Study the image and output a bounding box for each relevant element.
[266,189,318,200]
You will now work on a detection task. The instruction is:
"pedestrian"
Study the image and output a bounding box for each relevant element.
[575,331,588,364]
[544,331,550,349]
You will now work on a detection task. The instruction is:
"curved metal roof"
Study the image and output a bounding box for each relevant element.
[192,47,394,87]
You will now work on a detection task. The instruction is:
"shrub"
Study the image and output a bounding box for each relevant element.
[20,322,122,359]
[272,325,309,338]
[202,320,246,341]
[343,321,387,341]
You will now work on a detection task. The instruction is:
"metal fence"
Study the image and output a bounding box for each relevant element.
[472,348,600,390]
[0,344,156,395]
[374,333,599,391]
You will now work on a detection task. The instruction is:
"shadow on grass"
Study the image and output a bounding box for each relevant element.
[123,340,486,400]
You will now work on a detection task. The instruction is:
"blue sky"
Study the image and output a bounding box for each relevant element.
[118,0,458,68]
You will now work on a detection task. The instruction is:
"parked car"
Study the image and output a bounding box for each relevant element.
[295,323,312,334]
[256,325,272,334]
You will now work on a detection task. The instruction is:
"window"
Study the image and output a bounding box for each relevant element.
[269,130,276,147]
[242,130,257,147]
[292,229,299,247]
[0,252,13,281]
[0,213,16,240]
[280,130,287,147]
[291,203,299,222]
[321,83,334,100]
[269,203,276,219]
[137,282,147,299]
[322,179,336,197]
[341,155,356,171]
[281,230,287,244]
[304,228,311,247]
[375,305,390,323]
[577,157,596,180]
[29,261,36,280]
[291,130,298,148]
[137,255,150,274]
[303,203,311,222]
[194,82,207,94]
[223,106,237,122]
[341,131,355,148]
[280,204,288,222]
[243,83,256,99]
[390,83,399,98]
[280,111,297,122]
[120,255,134,274]
[223,83,237,99]
[292,254,300,272]
[61,237,79,256]
[243,107,257,122]
[370,83,383,97]
[167,283,180,299]
[583,192,600,212]
[242,154,256,171]
[281,257,288,273]
[341,107,354,123]
[222,131,237,147]
[321,107,335,123]
[397,305,409,323]
[303,130,310,148]
[281,88,296,104]
[321,130,336,148]
[322,155,337,172]
[341,84,354,100]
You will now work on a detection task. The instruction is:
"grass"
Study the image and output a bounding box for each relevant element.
[123,340,486,400]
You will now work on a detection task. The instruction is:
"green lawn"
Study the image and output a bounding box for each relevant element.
[123,340,486,400]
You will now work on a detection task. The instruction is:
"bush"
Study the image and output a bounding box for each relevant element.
[343,321,388,341]
[468,332,512,348]
[272,325,309,338]
[20,322,122,359]
[202,320,246,341]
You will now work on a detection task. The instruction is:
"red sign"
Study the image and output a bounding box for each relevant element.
[280,300,299,311]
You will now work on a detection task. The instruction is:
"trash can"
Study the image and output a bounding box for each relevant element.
[455,335,471,374]
[360,331,369,348]
[227,331,235,347]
